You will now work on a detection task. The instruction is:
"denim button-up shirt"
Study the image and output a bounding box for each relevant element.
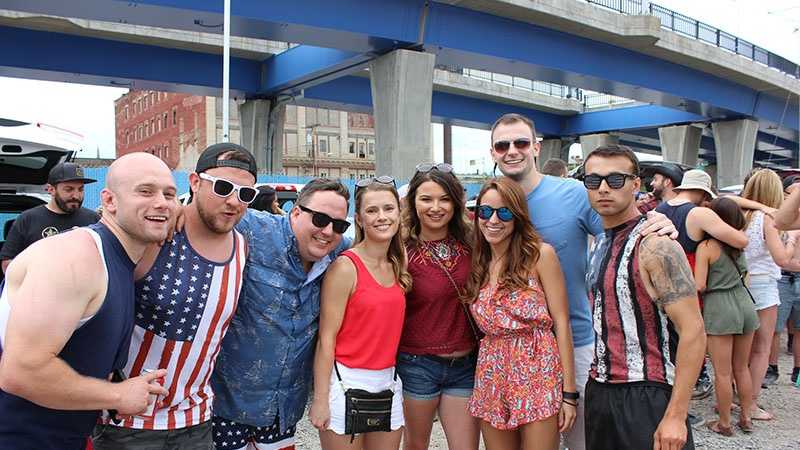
[211,210,349,430]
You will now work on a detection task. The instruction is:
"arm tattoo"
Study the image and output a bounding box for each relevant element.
[640,235,697,306]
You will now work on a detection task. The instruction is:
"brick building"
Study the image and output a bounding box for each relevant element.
[115,90,376,178]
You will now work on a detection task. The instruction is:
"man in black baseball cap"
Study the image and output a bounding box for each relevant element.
[1,162,99,272]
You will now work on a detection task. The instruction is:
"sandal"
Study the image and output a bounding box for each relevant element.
[706,420,734,437]
[751,406,774,421]
[738,419,754,434]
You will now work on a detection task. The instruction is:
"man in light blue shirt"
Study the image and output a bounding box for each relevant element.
[488,113,675,450]
[211,178,352,450]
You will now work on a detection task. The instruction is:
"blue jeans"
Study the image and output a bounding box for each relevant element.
[777,275,800,331]
[396,352,476,400]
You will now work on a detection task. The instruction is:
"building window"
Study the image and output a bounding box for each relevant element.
[349,141,355,154]
[165,143,170,159]
[163,113,168,129]
[124,105,129,120]
[151,119,156,134]
[320,171,327,178]
[319,137,328,154]
[150,92,155,105]
[349,173,355,180]
[368,141,374,156]
[358,142,366,159]
[172,108,177,126]
[126,132,130,145]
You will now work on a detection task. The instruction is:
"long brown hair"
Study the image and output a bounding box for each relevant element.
[354,182,412,292]
[464,178,542,301]
[402,168,472,248]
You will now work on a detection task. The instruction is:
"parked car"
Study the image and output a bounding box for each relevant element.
[0,119,76,280]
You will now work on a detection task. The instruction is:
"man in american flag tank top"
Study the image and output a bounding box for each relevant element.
[93,144,257,449]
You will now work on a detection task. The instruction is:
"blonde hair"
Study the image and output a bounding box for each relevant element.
[742,169,782,224]
[354,183,413,292]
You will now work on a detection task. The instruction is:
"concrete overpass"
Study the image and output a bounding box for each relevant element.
[0,0,797,186]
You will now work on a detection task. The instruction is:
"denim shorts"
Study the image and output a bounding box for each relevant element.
[777,275,800,330]
[396,352,476,400]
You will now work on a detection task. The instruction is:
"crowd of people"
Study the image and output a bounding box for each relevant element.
[0,112,797,450]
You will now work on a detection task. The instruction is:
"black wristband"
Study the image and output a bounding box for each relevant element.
[562,391,580,400]
[562,399,578,407]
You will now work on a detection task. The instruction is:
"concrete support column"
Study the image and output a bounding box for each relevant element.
[239,99,285,174]
[369,49,435,180]
[658,124,701,166]
[538,139,563,169]
[711,119,758,188]
[580,133,619,158]
[443,121,453,165]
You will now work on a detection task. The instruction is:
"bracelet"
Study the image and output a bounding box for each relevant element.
[562,391,580,400]
[562,399,578,407]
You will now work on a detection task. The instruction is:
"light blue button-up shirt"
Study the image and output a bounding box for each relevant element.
[211,210,349,430]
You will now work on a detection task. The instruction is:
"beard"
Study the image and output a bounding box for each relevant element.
[54,194,81,214]
[195,196,238,234]
[652,187,664,200]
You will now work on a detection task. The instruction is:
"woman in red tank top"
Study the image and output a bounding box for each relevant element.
[309,178,411,450]
[398,163,480,450]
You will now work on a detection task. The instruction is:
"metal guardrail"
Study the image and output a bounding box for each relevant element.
[439,65,636,110]
[585,0,799,79]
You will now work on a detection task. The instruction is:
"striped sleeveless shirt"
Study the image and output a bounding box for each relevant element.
[104,229,246,430]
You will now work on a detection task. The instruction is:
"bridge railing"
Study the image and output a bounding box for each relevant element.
[584,0,799,78]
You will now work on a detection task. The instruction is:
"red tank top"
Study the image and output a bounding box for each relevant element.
[334,250,406,369]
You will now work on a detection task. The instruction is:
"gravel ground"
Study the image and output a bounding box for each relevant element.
[294,349,799,449]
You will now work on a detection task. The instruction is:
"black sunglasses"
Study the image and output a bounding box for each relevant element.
[297,204,351,234]
[583,172,638,190]
[415,162,454,174]
[477,205,514,222]
[355,175,396,192]
[492,138,531,153]
[199,173,258,204]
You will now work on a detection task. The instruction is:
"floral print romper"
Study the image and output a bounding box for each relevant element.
[468,277,563,429]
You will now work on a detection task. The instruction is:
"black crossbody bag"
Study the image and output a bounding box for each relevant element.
[334,362,395,442]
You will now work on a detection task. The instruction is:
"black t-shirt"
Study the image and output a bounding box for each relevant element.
[0,205,100,261]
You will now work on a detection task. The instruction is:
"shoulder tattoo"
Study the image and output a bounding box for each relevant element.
[639,236,696,307]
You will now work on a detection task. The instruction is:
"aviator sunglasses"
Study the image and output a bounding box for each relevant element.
[355,175,396,193]
[477,205,514,222]
[198,173,258,204]
[582,172,638,190]
[297,204,351,234]
[492,138,531,153]
[415,162,454,174]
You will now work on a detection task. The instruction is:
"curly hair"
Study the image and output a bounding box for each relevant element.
[464,177,542,302]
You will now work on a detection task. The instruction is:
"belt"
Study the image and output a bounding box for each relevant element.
[423,352,476,367]
[782,271,797,279]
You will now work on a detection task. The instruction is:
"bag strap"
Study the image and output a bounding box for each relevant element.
[424,241,481,342]
[729,252,757,304]
[333,361,397,390]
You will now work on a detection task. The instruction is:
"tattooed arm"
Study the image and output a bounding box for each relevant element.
[638,235,706,450]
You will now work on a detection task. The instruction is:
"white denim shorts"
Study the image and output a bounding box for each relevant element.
[749,275,780,311]
[327,362,404,436]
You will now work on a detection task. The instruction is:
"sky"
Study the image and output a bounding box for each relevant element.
[0,0,797,165]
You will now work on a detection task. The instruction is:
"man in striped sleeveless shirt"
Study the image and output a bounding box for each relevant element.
[583,145,706,450]
[0,153,177,450]
[93,144,257,450]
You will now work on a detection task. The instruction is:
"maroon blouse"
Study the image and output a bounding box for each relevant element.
[400,237,477,355]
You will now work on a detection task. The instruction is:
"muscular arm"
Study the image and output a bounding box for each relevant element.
[0,232,120,410]
[774,185,800,230]
[688,206,748,249]
[536,244,576,393]
[639,236,706,447]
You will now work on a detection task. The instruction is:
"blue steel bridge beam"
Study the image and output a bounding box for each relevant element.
[4,0,797,130]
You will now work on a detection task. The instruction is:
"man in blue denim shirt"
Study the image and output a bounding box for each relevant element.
[210,179,352,450]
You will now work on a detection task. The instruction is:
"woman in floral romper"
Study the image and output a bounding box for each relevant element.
[465,178,577,450]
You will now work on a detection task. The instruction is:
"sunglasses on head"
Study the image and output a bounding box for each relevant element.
[492,138,531,153]
[297,204,351,234]
[355,175,396,193]
[582,172,637,190]
[415,162,454,174]
[477,205,514,222]
[198,173,258,204]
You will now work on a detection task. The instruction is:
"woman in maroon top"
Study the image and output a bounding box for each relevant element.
[398,163,480,450]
